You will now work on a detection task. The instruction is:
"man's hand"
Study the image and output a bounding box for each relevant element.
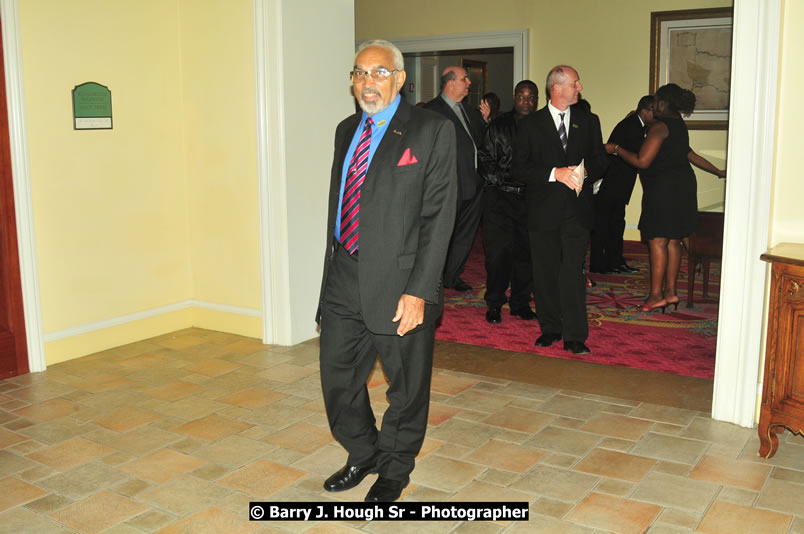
[479,99,491,123]
[555,166,582,192]
[392,294,425,336]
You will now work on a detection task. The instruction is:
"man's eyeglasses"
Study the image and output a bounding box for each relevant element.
[350,68,399,82]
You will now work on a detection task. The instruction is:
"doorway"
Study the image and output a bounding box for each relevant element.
[0,17,28,379]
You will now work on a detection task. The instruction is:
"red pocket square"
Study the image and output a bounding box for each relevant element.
[397,148,419,166]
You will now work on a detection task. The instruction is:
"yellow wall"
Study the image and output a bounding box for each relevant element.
[19,0,262,364]
[355,0,731,239]
[770,0,804,245]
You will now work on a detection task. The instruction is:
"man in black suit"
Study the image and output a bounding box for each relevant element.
[316,40,457,503]
[424,66,488,291]
[590,95,654,274]
[479,80,539,324]
[513,65,606,355]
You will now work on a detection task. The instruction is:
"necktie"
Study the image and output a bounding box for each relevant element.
[558,112,568,152]
[340,117,373,255]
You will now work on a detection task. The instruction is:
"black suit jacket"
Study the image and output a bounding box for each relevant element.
[601,113,645,205]
[317,100,458,335]
[512,105,606,230]
[423,96,486,200]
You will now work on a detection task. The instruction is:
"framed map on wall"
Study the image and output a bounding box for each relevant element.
[650,7,733,130]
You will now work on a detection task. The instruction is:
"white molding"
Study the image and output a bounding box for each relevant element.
[376,30,530,88]
[1,0,46,372]
[253,0,292,345]
[711,0,780,427]
[42,300,261,343]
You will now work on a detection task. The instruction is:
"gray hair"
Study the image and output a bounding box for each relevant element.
[355,39,404,71]
[545,66,569,97]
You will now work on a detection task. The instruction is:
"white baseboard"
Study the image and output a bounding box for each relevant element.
[43,300,261,343]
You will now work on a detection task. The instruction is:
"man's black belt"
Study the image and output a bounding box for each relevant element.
[496,184,526,195]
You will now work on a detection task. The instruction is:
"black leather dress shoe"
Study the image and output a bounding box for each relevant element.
[323,464,377,492]
[364,476,409,502]
[563,341,591,354]
[617,263,640,273]
[534,333,561,347]
[485,307,502,324]
[510,307,537,320]
[450,278,472,291]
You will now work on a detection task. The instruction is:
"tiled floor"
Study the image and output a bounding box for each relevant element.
[0,328,803,533]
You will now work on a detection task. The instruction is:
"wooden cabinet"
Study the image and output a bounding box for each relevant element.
[758,243,804,458]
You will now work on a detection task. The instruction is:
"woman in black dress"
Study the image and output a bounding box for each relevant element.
[604,84,725,312]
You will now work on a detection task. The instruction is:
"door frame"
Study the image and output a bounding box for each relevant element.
[0,0,45,372]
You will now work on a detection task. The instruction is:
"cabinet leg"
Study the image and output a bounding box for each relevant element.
[758,420,780,458]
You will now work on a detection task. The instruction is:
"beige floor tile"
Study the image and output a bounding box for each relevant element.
[216,387,288,409]
[427,418,501,449]
[5,382,75,404]
[192,463,231,480]
[0,507,75,534]
[0,476,48,512]
[697,500,792,534]
[238,403,313,430]
[595,478,636,496]
[507,515,595,533]
[511,464,598,501]
[102,426,183,455]
[194,435,276,467]
[114,478,153,497]
[427,402,462,426]
[630,432,708,464]
[429,373,478,396]
[566,492,661,534]
[476,468,519,486]
[144,381,204,401]
[16,463,59,482]
[445,389,515,413]
[119,448,207,482]
[464,439,546,473]
[24,493,74,514]
[37,461,129,499]
[632,472,719,513]
[525,425,601,456]
[137,474,232,515]
[689,454,770,491]
[126,509,177,531]
[16,417,97,445]
[26,436,114,469]
[574,448,657,482]
[157,335,206,351]
[769,466,804,485]
[537,394,610,420]
[541,452,578,468]
[11,398,81,422]
[756,477,804,516]
[579,412,654,441]
[716,486,758,506]
[682,417,755,445]
[218,459,307,498]
[411,455,487,492]
[183,358,243,377]
[173,414,252,442]
[71,374,136,393]
[262,422,333,454]
[481,406,555,434]
[154,395,229,420]
[416,437,445,459]
[257,363,319,383]
[0,427,27,448]
[274,375,328,401]
[629,404,698,426]
[448,480,535,502]
[7,439,45,455]
[531,496,574,518]
[658,507,702,529]
[90,406,162,432]
[50,490,149,534]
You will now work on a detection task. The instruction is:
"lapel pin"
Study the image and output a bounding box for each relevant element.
[376,119,387,126]
[393,129,403,135]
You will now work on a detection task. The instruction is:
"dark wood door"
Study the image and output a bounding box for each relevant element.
[0,17,29,379]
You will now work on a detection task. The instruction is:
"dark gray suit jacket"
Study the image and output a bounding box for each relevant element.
[317,100,457,335]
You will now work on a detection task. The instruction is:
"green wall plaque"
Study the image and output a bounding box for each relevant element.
[72,82,112,129]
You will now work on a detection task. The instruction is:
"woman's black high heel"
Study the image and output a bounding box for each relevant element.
[666,296,680,311]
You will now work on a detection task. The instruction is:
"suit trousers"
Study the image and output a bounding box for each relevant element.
[482,188,533,310]
[590,192,627,271]
[319,244,434,481]
[443,187,484,287]
[529,218,589,342]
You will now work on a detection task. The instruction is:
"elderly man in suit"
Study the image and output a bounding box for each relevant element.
[590,95,655,274]
[424,66,488,291]
[316,40,457,503]
[513,65,606,355]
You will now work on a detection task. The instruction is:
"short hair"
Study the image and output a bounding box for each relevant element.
[545,66,569,97]
[440,68,458,90]
[355,39,404,71]
[514,79,538,97]
[637,95,654,112]
[655,83,696,116]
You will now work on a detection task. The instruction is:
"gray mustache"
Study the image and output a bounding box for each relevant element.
[361,88,381,99]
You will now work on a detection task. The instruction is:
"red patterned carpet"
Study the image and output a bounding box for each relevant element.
[435,237,719,379]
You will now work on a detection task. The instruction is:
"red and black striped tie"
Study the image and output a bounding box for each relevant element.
[340,117,373,255]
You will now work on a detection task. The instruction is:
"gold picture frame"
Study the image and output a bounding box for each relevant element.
[649,7,733,130]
